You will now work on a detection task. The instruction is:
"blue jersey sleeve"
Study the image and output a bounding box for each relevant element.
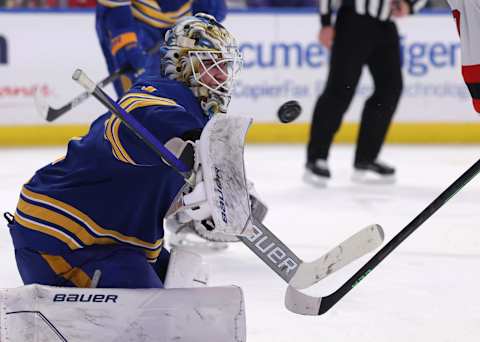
[103,93,204,166]
[96,1,137,39]
[192,0,227,22]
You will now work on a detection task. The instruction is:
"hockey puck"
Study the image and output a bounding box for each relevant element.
[277,100,302,123]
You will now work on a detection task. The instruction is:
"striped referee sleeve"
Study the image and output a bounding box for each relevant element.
[319,0,335,26]
[406,0,428,13]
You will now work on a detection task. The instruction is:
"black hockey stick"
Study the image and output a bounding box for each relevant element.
[285,158,480,315]
[35,44,161,122]
[73,68,385,291]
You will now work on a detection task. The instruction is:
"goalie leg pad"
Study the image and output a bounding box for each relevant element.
[0,284,246,342]
[164,247,209,288]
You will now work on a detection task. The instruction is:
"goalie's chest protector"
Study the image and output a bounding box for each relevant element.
[12,80,208,261]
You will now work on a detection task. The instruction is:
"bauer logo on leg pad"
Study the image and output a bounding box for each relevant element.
[1,285,246,341]
[53,293,118,303]
[247,225,299,275]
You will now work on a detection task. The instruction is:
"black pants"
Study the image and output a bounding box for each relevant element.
[307,7,403,164]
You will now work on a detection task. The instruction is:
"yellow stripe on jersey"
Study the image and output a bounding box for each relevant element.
[145,244,163,260]
[17,200,162,261]
[133,0,192,19]
[111,144,125,163]
[97,0,130,8]
[17,198,117,247]
[21,187,164,251]
[103,94,177,165]
[105,115,128,163]
[131,8,174,28]
[141,86,157,93]
[124,98,178,112]
[110,115,136,164]
[104,115,136,164]
[41,254,92,288]
[111,118,137,163]
[132,4,175,25]
[119,93,178,112]
[131,0,192,28]
[14,211,82,250]
[134,0,161,11]
[120,75,133,93]
[120,92,178,106]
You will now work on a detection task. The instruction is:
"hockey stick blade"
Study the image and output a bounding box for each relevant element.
[33,87,50,120]
[285,158,480,316]
[240,221,384,290]
[285,285,322,315]
[35,70,119,122]
[36,44,161,122]
[288,224,384,290]
[34,86,88,122]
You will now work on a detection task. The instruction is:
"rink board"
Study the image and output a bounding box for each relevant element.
[0,122,479,146]
[0,10,478,144]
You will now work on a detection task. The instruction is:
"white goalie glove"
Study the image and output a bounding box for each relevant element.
[166,157,268,244]
[165,115,267,246]
[172,177,268,243]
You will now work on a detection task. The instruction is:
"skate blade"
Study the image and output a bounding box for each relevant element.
[302,170,328,187]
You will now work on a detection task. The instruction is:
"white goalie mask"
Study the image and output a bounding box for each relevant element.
[161,13,243,116]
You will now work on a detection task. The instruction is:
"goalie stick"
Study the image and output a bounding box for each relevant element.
[73,68,385,290]
[241,220,383,290]
[285,158,480,315]
[35,44,161,122]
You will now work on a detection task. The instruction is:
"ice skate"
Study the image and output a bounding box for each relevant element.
[352,160,396,184]
[303,159,331,187]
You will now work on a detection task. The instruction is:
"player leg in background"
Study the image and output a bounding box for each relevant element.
[305,7,373,187]
[14,244,168,288]
[137,22,166,76]
[352,20,402,184]
[95,11,143,97]
[95,12,126,98]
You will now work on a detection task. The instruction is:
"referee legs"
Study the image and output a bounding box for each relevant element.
[307,8,373,163]
[355,22,403,164]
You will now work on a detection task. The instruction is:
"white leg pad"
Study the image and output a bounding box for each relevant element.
[164,247,209,288]
[0,284,246,342]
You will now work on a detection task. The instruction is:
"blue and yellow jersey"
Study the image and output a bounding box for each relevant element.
[11,77,208,263]
[95,0,227,97]
[97,0,193,31]
[96,0,226,37]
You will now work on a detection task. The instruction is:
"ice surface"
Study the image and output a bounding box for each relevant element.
[1,144,479,342]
